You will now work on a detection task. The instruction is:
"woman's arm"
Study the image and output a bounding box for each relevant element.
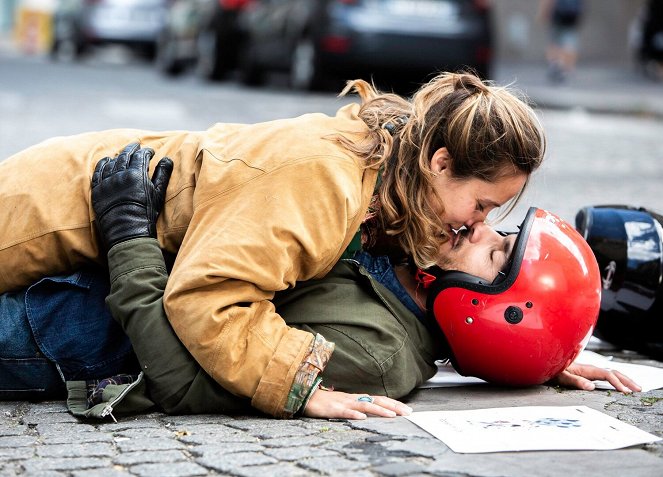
[94,144,408,418]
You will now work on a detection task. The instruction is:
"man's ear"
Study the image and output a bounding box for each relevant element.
[430,147,451,175]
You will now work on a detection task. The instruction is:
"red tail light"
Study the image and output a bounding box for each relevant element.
[472,0,491,12]
[320,35,351,53]
[220,0,254,10]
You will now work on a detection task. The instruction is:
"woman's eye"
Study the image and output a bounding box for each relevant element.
[476,202,485,212]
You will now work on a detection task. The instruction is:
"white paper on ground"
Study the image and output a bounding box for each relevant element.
[419,350,663,392]
[405,405,661,453]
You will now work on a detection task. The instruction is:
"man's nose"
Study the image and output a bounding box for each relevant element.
[464,210,489,229]
[468,222,500,244]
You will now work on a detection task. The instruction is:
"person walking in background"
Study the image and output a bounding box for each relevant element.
[538,0,585,83]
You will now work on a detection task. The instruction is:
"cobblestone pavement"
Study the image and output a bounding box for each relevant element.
[2,346,662,477]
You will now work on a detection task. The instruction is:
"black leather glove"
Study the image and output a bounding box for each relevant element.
[92,142,173,250]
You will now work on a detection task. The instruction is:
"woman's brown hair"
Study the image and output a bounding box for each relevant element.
[337,72,546,268]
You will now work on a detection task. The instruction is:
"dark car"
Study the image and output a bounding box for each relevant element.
[238,0,493,91]
[156,0,252,80]
[51,0,170,60]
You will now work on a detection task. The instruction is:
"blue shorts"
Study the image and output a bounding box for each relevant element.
[0,269,138,400]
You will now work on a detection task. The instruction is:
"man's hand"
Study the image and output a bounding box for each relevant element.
[553,363,642,393]
[92,143,173,250]
[302,389,413,420]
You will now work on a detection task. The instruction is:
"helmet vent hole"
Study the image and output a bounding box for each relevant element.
[526,301,533,308]
[465,317,474,324]
[471,298,479,305]
[504,306,523,324]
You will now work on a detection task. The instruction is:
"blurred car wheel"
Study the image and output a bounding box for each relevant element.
[195,28,229,81]
[156,33,186,76]
[238,44,266,86]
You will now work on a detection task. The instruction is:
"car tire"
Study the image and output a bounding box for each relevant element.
[156,34,185,76]
[289,38,325,91]
[195,29,230,81]
[238,44,265,86]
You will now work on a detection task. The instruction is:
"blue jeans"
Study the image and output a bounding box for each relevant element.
[0,269,138,400]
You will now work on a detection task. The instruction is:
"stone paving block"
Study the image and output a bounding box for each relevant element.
[21,457,113,472]
[298,455,371,474]
[0,446,33,460]
[188,442,265,456]
[372,461,428,476]
[0,425,27,436]
[299,419,351,432]
[227,418,299,431]
[333,471,375,477]
[36,422,98,436]
[130,461,209,477]
[99,418,164,431]
[380,437,449,458]
[72,468,135,477]
[21,404,79,425]
[179,431,259,446]
[113,449,190,466]
[262,445,338,462]
[71,469,134,477]
[196,450,277,473]
[36,442,115,458]
[258,434,329,448]
[232,462,314,477]
[310,429,372,444]
[40,433,115,445]
[115,436,186,452]
[164,414,237,426]
[113,426,177,439]
[250,424,317,440]
[0,435,38,448]
[17,470,66,477]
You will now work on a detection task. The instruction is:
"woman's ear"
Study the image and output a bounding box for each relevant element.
[430,147,451,175]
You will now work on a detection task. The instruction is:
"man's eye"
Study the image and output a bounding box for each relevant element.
[476,202,485,212]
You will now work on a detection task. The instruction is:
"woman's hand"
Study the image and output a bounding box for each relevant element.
[302,389,413,420]
[553,363,642,393]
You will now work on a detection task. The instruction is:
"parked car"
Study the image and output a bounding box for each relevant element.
[51,0,170,60]
[237,0,493,91]
[156,0,252,80]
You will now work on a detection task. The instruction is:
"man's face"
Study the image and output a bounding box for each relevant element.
[437,222,518,282]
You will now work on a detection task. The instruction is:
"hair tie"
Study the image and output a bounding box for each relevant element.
[382,116,409,136]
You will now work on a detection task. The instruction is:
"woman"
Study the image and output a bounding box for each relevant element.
[1,147,638,421]
[0,72,545,418]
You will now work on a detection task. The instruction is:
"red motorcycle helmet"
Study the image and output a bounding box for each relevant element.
[425,208,602,386]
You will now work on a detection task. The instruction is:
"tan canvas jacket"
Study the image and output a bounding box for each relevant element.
[0,103,379,416]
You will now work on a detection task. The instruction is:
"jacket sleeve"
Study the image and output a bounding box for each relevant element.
[163,157,363,417]
[106,237,253,415]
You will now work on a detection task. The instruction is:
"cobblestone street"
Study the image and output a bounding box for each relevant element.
[2,348,663,477]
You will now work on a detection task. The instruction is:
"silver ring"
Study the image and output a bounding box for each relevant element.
[357,395,373,403]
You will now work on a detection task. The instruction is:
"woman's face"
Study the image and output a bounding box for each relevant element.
[429,148,527,232]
